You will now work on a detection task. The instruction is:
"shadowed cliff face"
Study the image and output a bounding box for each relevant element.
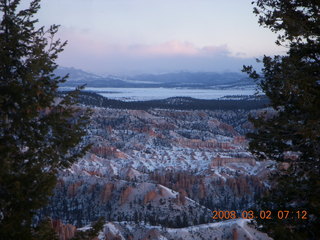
[40,107,272,236]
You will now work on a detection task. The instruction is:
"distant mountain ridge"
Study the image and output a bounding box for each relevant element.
[57,67,256,89]
[71,91,269,111]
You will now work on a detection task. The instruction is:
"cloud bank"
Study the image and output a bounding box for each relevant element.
[57,29,259,74]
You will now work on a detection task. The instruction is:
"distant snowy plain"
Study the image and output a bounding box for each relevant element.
[61,87,259,101]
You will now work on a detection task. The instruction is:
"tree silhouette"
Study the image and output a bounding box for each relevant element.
[0,0,91,239]
[243,1,320,239]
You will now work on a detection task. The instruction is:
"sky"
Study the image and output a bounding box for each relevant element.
[28,0,285,75]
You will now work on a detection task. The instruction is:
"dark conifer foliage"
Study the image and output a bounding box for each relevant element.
[74,91,269,111]
[0,0,91,239]
[243,0,319,239]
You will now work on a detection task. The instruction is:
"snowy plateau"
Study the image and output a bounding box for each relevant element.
[60,87,258,102]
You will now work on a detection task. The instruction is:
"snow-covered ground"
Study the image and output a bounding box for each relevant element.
[95,219,272,240]
[61,87,258,101]
[96,87,257,101]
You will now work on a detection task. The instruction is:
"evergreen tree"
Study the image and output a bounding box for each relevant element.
[243,0,320,239]
[0,0,91,239]
[31,219,59,240]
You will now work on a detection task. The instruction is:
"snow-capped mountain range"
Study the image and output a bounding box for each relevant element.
[56,67,256,89]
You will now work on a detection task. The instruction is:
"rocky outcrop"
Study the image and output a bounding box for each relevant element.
[91,146,127,159]
[67,181,82,197]
[119,186,134,205]
[233,136,247,145]
[142,229,162,240]
[210,156,256,168]
[143,190,158,204]
[52,220,76,240]
[125,167,143,180]
[177,138,237,150]
[100,183,114,203]
[176,189,187,205]
[177,138,217,148]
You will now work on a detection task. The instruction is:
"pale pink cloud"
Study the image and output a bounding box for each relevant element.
[126,41,231,57]
[128,41,199,56]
